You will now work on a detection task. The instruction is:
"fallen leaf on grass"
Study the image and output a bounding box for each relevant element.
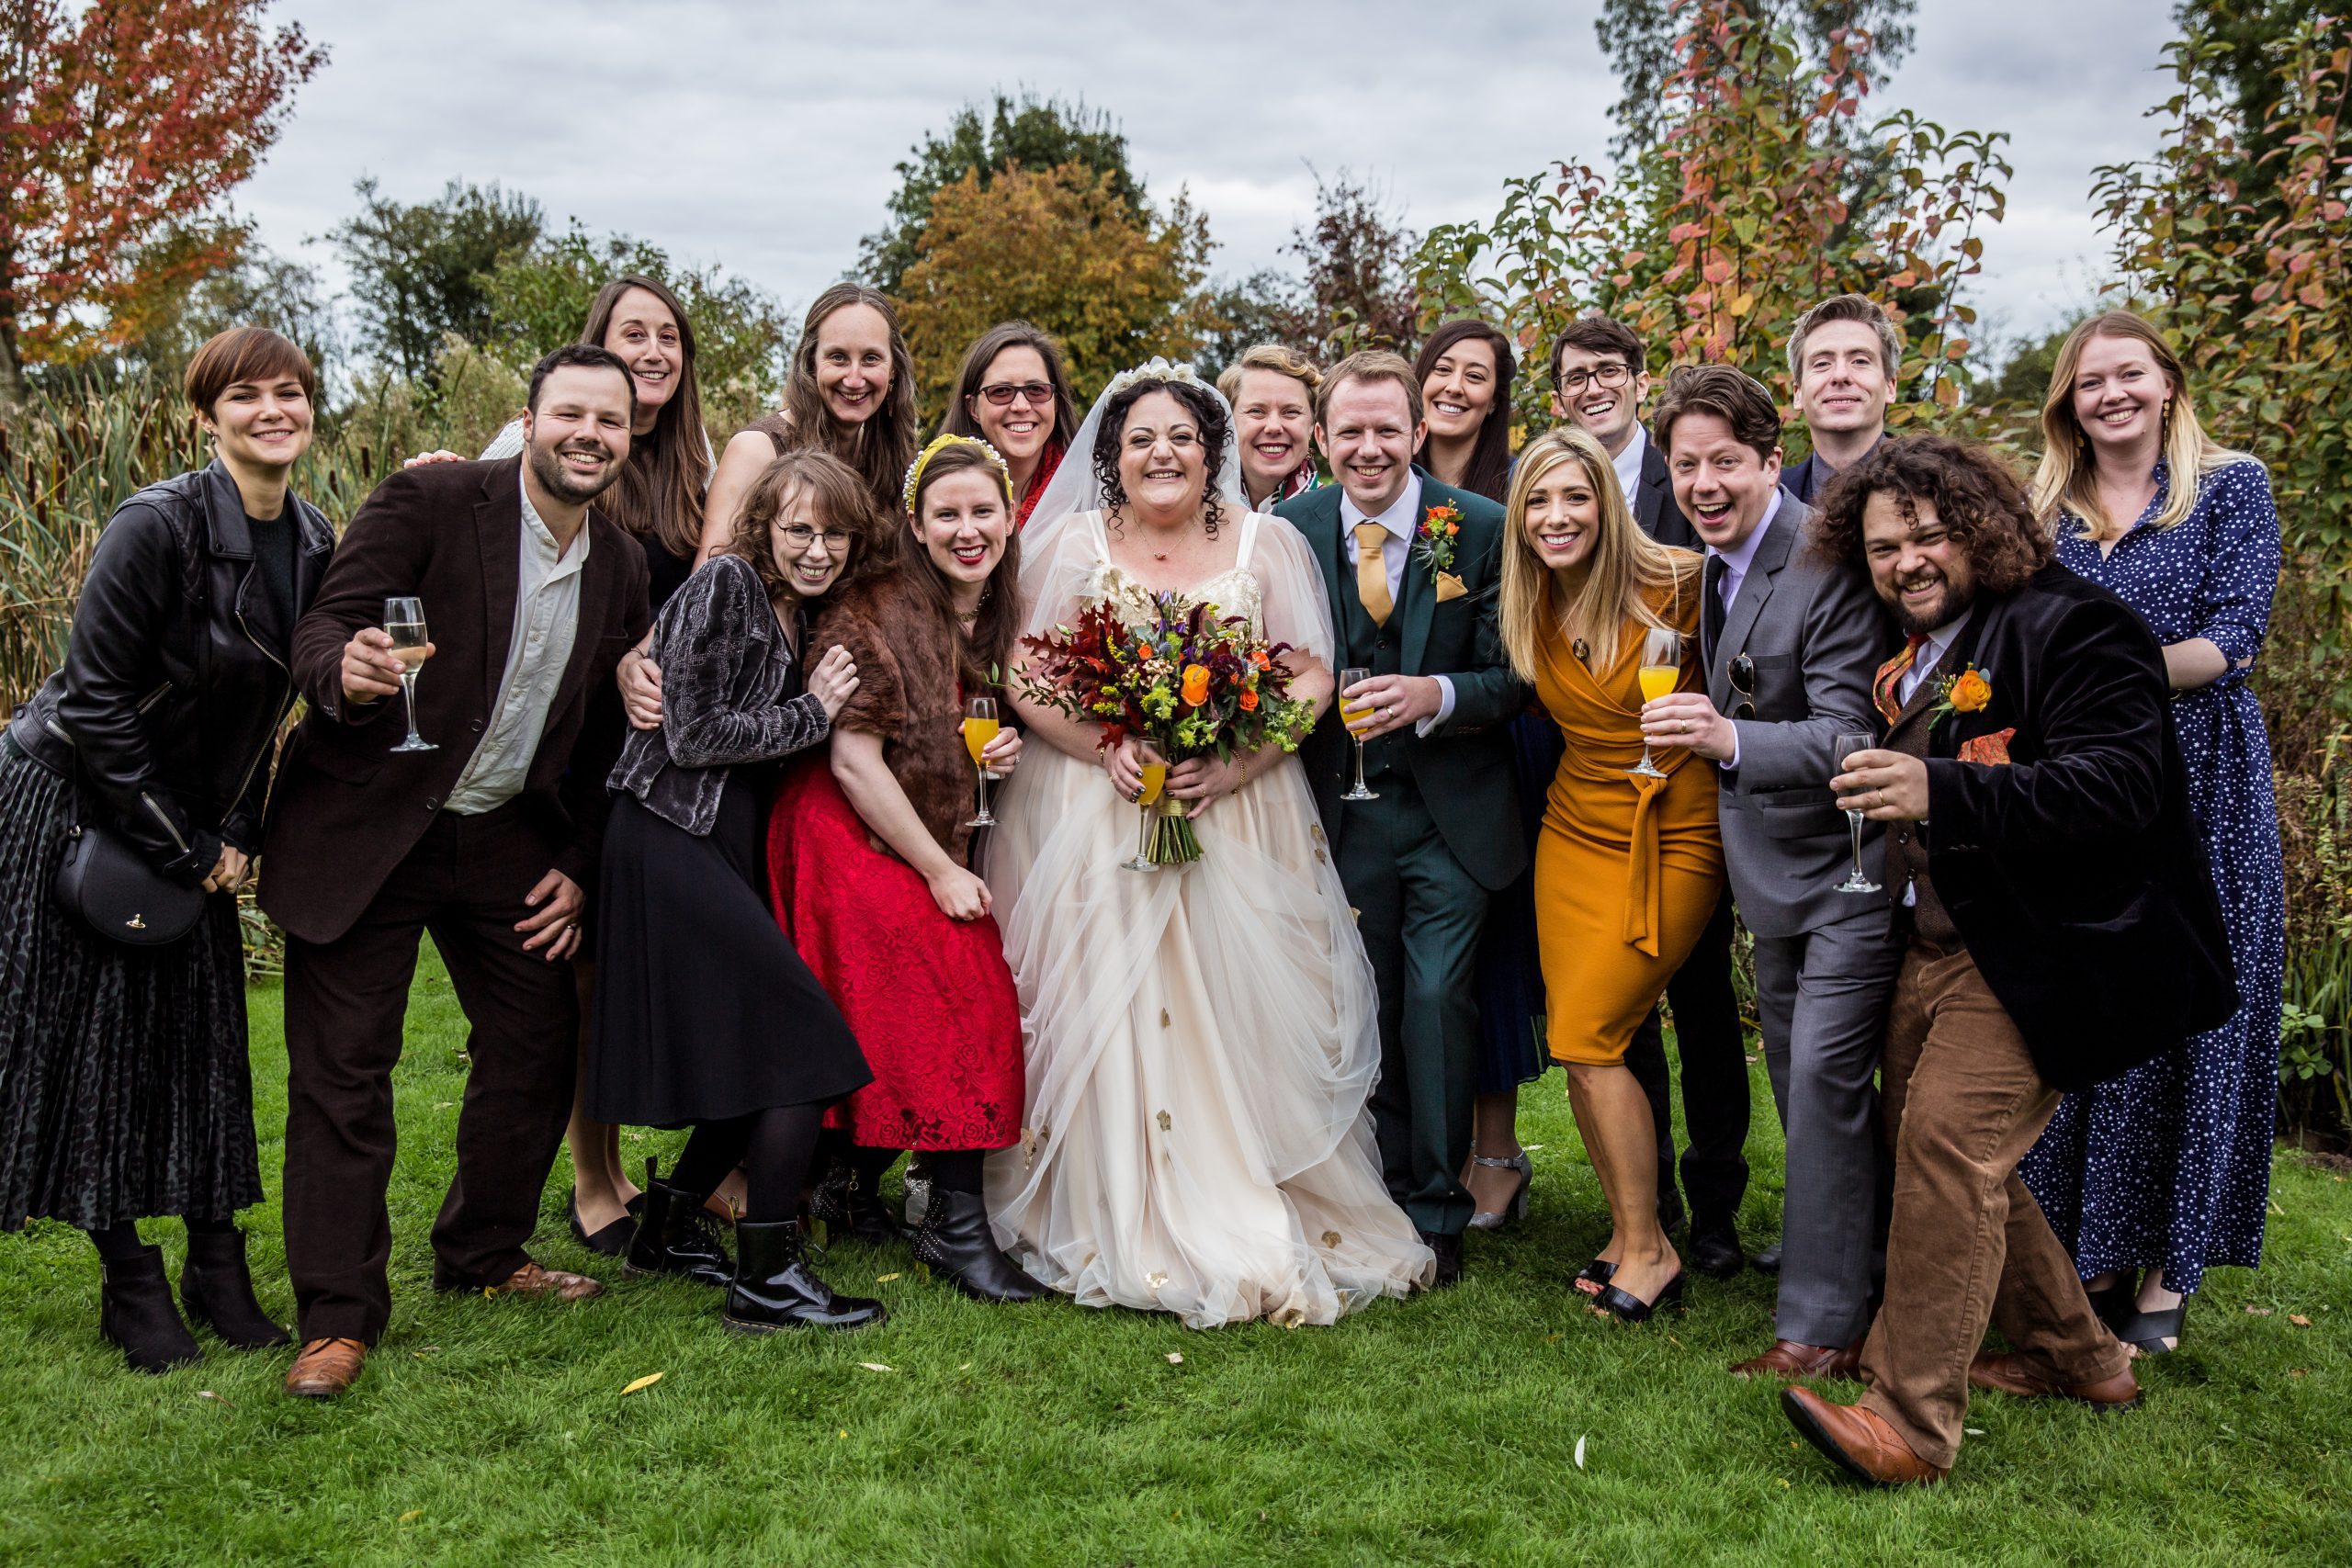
[621,1373,663,1396]
[2245,1305,2273,1316]
[400,1511,422,1524]
[2291,1368,2309,1377]
[1544,1334,1561,1343]
[1521,1145,1544,1153]
[1166,1352,1184,1365]
[857,1362,893,1373]
[2290,1314,2312,1326]
[1965,1427,1984,1436]
[956,1362,972,1371]
[1777,1478,1791,1489]
[196,1390,232,1409]
[1574,1436,1587,1470]
[875,1273,901,1283]
[433,1101,456,1111]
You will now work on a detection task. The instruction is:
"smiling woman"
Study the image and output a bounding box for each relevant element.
[941,321,1079,526]
[1414,319,1518,503]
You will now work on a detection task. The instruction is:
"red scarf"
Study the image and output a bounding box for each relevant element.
[1014,442,1065,529]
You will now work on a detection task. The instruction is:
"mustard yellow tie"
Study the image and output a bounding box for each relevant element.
[1353,522,1393,626]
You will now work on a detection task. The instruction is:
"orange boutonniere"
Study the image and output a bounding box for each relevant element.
[1413,503,1464,585]
[1928,662,1993,731]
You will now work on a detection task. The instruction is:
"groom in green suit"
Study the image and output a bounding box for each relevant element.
[1279,351,1527,1284]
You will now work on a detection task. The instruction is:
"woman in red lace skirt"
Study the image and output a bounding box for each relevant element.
[768,435,1044,1303]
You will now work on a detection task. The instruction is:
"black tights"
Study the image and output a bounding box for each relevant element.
[669,1103,827,1224]
[85,1215,236,1262]
[827,1140,984,1199]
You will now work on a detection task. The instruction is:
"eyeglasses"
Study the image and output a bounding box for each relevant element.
[781,525,854,553]
[976,381,1053,408]
[1728,651,1757,721]
[1560,362,1634,393]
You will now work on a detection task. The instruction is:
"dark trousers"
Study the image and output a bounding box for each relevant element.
[281,805,579,1344]
[1337,775,1487,1236]
[1624,888,1749,1229]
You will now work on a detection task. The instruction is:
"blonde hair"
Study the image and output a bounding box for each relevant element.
[1498,426,1692,677]
[2030,310,2252,536]
[1216,343,1322,404]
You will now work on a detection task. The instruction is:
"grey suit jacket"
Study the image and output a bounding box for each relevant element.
[1705,500,1899,939]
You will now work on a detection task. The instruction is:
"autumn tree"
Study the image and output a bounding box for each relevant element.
[860,94,1141,297]
[896,162,1214,409]
[1284,168,1421,358]
[1599,0,1916,155]
[0,0,324,400]
[115,227,335,386]
[332,177,544,385]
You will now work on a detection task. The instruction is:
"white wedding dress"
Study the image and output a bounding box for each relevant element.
[983,505,1433,1327]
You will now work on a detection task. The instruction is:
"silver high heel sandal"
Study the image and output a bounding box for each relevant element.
[1466,1151,1532,1231]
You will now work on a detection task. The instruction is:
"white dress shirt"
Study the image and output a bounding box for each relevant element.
[1339,469,1456,732]
[444,471,589,814]
[1611,423,1648,503]
[1704,490,1784,770]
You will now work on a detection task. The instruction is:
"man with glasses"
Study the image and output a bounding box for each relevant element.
[1547,316,1747,1279]
[1637,365,1900,1383]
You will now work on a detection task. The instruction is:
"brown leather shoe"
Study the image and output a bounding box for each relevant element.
[487,1260,604,1303]
[285,1336,367,1399]
[1731,1337,1865,1382]
[1781,1385,1949,1486]
[1968,1352,2140,1409]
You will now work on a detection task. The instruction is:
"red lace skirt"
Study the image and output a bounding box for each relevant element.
[766,756,1023,1151]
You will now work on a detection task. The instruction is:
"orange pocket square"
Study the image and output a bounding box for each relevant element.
[1958,727,2016,765]
[1434,570,1467,604]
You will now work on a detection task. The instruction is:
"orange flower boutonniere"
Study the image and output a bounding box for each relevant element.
[1928,662,1993,731]
[1414,503,1464,583]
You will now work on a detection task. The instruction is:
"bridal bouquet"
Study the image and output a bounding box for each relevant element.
[1016,593,1317,865]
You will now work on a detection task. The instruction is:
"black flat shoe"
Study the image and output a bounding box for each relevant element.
[2110,1300,2187,1356]
[1596,1270,1686,1323]
[1688,1222,1745,1280]
[568,1187,637,1258]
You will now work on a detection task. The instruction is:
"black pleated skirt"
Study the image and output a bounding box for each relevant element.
[0,749,262,1230]
[586,773,871,1129]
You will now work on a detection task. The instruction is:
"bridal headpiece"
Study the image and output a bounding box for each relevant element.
[900,433,1014,515]
[1102,357,1208,399]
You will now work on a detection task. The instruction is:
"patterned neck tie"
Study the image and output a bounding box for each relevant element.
[1873,633,1929,724]
[1353,521,1394,627]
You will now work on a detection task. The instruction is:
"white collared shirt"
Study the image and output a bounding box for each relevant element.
[1704,489,1783,771]
[1611,423,1647,502]
[1339,469,1456,732]
[444,470,590,814]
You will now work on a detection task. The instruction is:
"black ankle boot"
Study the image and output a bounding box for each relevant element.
[99,1244,201,1374]
[625,1163,733,1288]
[811,1159,900,1246]
[724,1221,886,1333]
[179,1228,291,1349]
[912,1189,1051,1303]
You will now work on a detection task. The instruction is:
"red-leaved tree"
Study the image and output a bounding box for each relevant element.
[0,0,325,400]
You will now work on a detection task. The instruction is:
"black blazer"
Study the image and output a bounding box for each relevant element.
[1903,564,2233,1089]
[1633,435,1698,550]
[263,458,651,944]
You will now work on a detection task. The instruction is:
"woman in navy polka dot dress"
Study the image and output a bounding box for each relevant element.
[2018,310,2284,1356]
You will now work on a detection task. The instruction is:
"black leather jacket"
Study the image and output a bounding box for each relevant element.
[9,462,335,884]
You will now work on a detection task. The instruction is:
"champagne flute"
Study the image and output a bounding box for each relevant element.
[1833,730,1883,893]
[1121,749,1169,873]
[1338,667,1379,801]
[384,596,437,754]
[1629,626,1679,780]
[962,696,999,828]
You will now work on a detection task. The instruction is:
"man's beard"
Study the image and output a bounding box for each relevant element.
[529,439,620,504]
[1890,573,1974,638]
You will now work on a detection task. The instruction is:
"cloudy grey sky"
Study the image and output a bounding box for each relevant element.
[237,0,2181,358]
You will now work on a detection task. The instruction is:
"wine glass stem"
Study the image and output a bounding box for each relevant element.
[976,764,989,820]
[1352,738,1368,794]
[401,671,422,742]
[1138,801,1154,860]
[1849,810,1866,879]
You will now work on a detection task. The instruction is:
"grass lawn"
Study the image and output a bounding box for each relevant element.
[1,949,2346,1566]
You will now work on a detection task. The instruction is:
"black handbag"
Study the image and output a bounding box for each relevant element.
[52,801,205,948]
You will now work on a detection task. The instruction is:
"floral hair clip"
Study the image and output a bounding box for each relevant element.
[901,433,1013,515]
[1102,356,1207,400]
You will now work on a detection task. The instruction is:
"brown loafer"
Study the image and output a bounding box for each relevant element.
[487,1260,604,1303]
[1968,1352,2140,1409]
[1781,1385,1949,1486]
[1731,1337,1865,1382]
[285,1336,368,1399]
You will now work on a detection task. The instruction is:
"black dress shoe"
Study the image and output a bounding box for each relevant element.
[625,1164,734,1288]
[1419,1230,1464,1288]
[568,1187,637,1258]
[178,1228,291,1349]
[910,1189,1050,1303]
[99,1244,201,1374]
[1596,1270,1686,1323]
[725,1221,886,1333]
[1750,1242,1783,1274]
[1688,1222,1745,1280]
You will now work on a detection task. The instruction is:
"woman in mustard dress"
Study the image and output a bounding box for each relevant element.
[1498,427,1725,1321]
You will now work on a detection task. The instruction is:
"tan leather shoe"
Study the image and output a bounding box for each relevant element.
[1731,1337,1865,1382]
[1968,1352,2140,1409]
[1781,1385,1949,1486]
[487,1260,604,1303]
[285,1336,367,1399]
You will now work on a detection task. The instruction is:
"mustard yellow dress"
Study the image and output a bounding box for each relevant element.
[1533,570,1727,1066]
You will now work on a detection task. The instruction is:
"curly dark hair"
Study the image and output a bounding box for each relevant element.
[1808,434,2053,594]
[1090,376,1231,539]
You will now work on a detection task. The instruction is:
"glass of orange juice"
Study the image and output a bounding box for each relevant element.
[1629,627,1680,780]
[1121,749,1169,873]
[963,697,1000,826]
[1338,666,1379,800]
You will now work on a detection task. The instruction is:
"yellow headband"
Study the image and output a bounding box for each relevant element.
[901,434,1014,515]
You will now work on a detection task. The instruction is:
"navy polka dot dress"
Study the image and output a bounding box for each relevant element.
[2019,457,2286,1293]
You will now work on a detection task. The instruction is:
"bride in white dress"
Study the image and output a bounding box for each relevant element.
[983,360,1432,1327]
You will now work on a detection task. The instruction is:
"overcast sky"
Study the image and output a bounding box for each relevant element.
[237,0,2180,360]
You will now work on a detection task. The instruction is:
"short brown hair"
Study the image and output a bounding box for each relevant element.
[1809,434,2053,594]
[1317,349,1423,430]
[727,450,889,605]
[1216,343,1322,404]
[184,326,315,415]
[1548,315,1645,392]
[1653,364,1781,462]
[1786,293,1901,381]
